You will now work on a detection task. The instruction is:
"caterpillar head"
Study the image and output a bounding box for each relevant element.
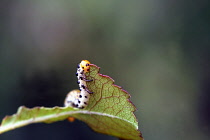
[80,60,91,73]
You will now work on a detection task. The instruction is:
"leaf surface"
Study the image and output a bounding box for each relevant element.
[0,63,143,140]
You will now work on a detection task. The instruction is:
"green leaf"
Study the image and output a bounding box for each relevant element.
[83,64,143,139]
[0,63,143,140]
[0,106,76,134]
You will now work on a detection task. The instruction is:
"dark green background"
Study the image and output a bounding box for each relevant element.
[0,0,209,140]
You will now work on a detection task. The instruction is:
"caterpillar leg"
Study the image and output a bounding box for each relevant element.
[83,78,93,82]
[78,76,93,82]
[81,84,93,94]
[86,88,93,94]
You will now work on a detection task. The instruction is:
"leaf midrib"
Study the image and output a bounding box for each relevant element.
[0,107,137,134]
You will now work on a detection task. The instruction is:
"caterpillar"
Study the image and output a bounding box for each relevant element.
[64,60,93,109]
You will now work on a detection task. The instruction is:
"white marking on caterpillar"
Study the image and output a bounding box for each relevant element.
[64,89,80,107]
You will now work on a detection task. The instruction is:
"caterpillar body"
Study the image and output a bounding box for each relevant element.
[64,89,80,108]
[65,60,93,109]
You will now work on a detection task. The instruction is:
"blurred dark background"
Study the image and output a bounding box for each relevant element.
[0,0,209,140]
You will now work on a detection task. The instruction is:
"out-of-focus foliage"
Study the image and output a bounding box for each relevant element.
[0,0,209,140]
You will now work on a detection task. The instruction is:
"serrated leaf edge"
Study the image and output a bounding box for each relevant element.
[88,64,139,127]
